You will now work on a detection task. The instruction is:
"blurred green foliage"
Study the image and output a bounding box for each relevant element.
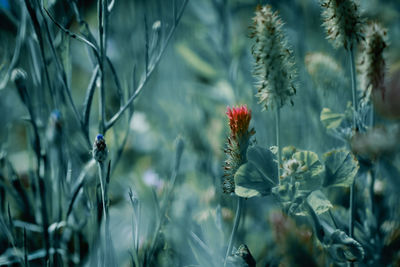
[0,0,399,266]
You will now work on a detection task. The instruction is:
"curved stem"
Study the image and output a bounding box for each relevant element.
[275,107,281,184]
[224,197,243,266]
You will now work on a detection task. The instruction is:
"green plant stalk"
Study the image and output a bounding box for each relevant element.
[275,106,282,184]
[97,162,107,267]
[224,197,243,266]
[97,163,107,226]
[348,47,357,240]
[98,0,107,134]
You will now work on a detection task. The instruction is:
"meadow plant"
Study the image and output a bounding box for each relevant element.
[0,0,399,266]
[250,4,297,186]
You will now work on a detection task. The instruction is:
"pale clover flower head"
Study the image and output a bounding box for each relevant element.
[320,0,364,49]
[281,158,308,180]
[359,22,388,100]
[250,5,296,110]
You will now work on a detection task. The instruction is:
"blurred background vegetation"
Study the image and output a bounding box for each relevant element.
[0,0,399,266]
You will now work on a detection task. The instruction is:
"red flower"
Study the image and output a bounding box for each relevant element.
[222,105,255,194]
[226,105,252,139]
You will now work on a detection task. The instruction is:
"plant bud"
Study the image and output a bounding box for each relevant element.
[92,134,108,162]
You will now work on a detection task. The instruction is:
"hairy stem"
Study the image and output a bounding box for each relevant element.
[224,197,243,266]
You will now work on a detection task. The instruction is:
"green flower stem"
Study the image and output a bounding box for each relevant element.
[275,106,282,184]
[97,162,107,224]
[348,46,357,240]
[224,197,243,266]
[97,162,107,267]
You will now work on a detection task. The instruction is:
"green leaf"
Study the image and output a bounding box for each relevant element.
[323,150,359,187]
[306,190,332,214]
[234,162,275,198]
[320,108,344,129]
[292,151,324,191]
[247,146,278,184]
[286,190,332,216]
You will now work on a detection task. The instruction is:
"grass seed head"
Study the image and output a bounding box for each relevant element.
[250,5,297,110]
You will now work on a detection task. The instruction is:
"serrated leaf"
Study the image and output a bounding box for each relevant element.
[292,151,324,191]
[234,162,275,198]
[320,108,344,129]
[323,150,359,187]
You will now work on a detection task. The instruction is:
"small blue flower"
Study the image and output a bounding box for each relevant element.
[51,110,62,121]
[0,0,10,10]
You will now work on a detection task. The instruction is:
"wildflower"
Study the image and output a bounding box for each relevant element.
[223,105,255,194]
[281,158,302,178]
[226,105,252,140]
[359,22,388,99]
[92,134,108,162]
[320,0,363,49]
[250,5,296,110]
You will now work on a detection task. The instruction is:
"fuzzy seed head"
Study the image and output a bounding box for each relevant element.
[250,5,296,110]
[223,105,255,194]
[320,0,364,49]
[359,22,388,99]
